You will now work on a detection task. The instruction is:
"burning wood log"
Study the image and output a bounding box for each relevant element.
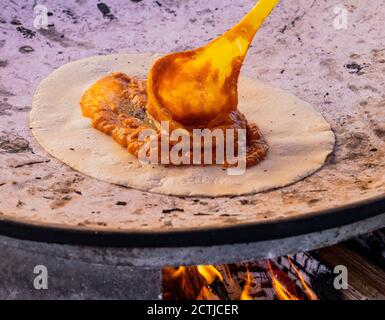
[227,261,277,300]
[162,260,321,300]
[162,266,208,300]
[162,239,385,301]
[214,265,242,300]
[162,265,232,300]
[276,253,340,300]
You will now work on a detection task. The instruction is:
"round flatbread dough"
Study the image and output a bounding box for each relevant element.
[30,53,335,197]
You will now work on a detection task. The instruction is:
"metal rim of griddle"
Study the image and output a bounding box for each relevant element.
[0,193,384,248]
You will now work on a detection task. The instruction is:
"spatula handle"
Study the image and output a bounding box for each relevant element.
[225,0,280,50]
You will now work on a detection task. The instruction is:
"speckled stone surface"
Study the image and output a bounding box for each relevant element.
[0,0,385,234]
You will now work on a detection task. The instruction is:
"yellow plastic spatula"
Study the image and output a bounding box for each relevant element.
[147,0,280,129]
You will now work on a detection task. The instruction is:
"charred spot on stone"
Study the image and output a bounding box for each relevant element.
[223,218,239,224]
[0,88,15,96]
[16,26,36,38]
[0,135,30,153]
[348,84,358,92]
[19,45,34,53]
[10,18,22,25]
[374,128,385,138]
[16,200,25,208]
[97,3,116,21]
[62,9,79,24]
[345,62,367,75]
[165,7,177,17]
[362,163,377,169]
[116,201,127,206]
[345,132,369,150]
[163,220,173,227]
[291,16,302,28]
[0,101,13,115]
[46,176,86,209]
[308,199,320,206]
[359,100,368,107]
[343,152,365,160]
[162,208,184,214]
[50,197,72,209]
[13,160,50,168]
[0,60,8,68]
[239,199,257,205]
[14,105,30,112]
[38,25,88,48]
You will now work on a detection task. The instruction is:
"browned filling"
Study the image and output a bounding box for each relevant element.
[80,72,268,167]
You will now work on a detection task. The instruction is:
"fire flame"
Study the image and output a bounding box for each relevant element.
[171,266,186,278]
[197,265,223,285]
[197,286,220,300]
[196,265,223,300]
[267,261,300,300]
[163,258,318,300]
[288,256,318,300]
[240,269,253,300]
